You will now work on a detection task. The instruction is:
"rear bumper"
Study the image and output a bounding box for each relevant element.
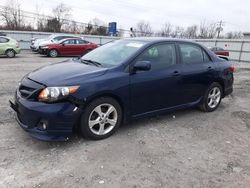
[224,87,233,97]
[9,92,82,141]
[15,48,21,54]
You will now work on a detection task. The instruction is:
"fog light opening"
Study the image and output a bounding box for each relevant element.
[42,123,47,130]
[37,120,48,131]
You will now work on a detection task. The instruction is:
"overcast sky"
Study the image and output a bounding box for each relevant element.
[2,0,250,33]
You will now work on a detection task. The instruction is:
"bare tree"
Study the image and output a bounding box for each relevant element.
[52,3,72,32]
[199,21,209,38]
[171,26,185,38]
[135,21,153,37]
[225,32,243,39]
[207,22,217,38]
[198,21,217,39]
[0,0,24,30]
[84,22,93,34]
[185,25,198,39]
[87,18,108,35]
[70,21,79,33]
[160,22,172,37]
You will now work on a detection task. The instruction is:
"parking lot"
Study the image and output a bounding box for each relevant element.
[1,51,250,188]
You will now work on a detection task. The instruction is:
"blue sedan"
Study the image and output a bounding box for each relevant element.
[10,38,234,141]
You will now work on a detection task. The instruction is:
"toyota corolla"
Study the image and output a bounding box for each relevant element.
[9,38,234,141]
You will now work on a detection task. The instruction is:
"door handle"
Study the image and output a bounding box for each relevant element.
[173,70,180,76]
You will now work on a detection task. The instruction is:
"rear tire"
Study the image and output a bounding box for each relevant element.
[49,49,58,57]
[199,82,223,112]
[80,97,122,140]
[6,49,15,58]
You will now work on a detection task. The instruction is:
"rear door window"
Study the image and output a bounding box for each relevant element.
[179,44,210,64]
[0,37,9,43]
[63,39,75,44]
[76,39,89,44]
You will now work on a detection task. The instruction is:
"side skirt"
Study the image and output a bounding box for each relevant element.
[131,98,202,120]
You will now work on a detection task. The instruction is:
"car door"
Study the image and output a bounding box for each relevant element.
[178,43,216,104]
[0,37,8,55]
[60,39,76,55]
[75,39,88,55]
[129,43,183,116]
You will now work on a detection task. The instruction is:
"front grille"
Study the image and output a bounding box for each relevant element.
[18,77,44,100]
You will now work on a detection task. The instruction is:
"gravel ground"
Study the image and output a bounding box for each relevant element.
[0,51,250,188]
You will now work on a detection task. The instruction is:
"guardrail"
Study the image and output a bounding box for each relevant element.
[1,30,250,63]
[1,30,119,49]
[195,39,250,63]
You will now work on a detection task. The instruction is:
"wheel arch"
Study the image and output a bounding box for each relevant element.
[5,48,16,54]
[84,92,125,115]
[73,92,126,134]
[213,79,225,97]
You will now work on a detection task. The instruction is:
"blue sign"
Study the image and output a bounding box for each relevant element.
[108,22,117,35]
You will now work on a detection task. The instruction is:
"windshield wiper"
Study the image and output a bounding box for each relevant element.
[81,59,102,67]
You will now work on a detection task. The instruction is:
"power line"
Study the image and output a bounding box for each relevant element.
[0,4,154,35]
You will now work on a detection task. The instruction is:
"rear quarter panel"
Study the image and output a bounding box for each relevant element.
[214,59,234,96]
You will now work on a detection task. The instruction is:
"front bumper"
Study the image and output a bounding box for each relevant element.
[38,48,48,55]
[9,92,82,141]
[30,45,39,52]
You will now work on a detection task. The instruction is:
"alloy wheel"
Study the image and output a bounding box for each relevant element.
[50,50,58,57]
[88,103,118,135]
[6,50,15,58]
[207,87,221,109]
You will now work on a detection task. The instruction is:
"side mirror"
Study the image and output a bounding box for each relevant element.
[133,61,151,72]
[61,43,65,46]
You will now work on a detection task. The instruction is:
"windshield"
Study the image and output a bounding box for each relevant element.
[81,40,147,67]
[47,34,56,40]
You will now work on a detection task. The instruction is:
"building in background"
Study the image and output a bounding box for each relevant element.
[243,32,250,39]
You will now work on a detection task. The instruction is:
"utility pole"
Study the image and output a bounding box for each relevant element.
[216,20,224,38]
[130,27,136,37]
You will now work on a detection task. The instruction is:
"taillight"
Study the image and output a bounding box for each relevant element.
[229,65,235,73]
[16,42,19,48]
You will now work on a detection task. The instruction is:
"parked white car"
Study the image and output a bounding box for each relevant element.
[30,34,80,52]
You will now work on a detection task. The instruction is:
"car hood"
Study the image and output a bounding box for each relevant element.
[27,59,108,86]
[39,40,52,46]
[33,39,46,47]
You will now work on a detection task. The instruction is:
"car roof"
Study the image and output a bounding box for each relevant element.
[124,37,197,44]
[122,37,219,61]
[53,34,79,37]
[0,36,11,40]
[58,37,82,42]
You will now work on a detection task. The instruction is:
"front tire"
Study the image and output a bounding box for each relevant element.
[199,83,223,112]
[80,97,122,140]
[6,49,15,58]
[49,49,58,57]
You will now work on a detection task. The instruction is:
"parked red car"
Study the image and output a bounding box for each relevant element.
[39,38,98,57]
[208,47,229,61]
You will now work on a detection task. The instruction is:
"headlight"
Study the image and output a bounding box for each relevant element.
[41,46,49,49]
[38,86,80,102]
